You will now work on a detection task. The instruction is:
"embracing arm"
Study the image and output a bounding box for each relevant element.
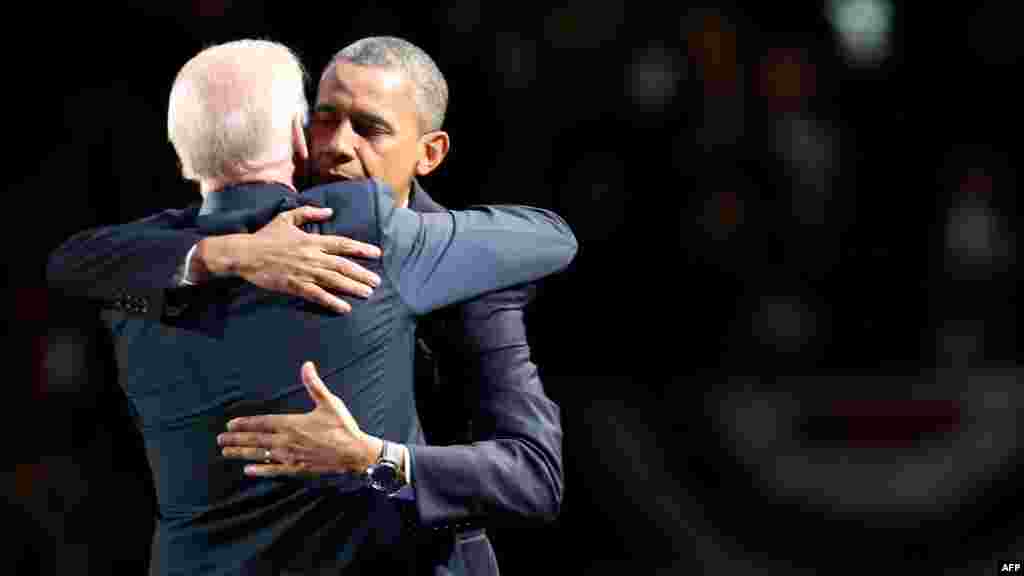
[46,204,382,316]
[409,285,564,527]
[381,185,578,315]
[218,283,566,524]
[46,207,203,319]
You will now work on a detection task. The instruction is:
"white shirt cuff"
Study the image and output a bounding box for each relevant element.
[179,244,198,287]
[400,444,412,485]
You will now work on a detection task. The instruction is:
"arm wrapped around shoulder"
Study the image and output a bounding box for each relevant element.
[455,204,578,275]
[382,197,578,315]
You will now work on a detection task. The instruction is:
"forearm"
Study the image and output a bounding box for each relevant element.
[393,205,578,314]
[410,343,564,527]
[410,439,562,526]
[189,234,247,283]
[47,211,204,308]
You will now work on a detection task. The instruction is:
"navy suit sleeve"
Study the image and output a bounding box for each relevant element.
[46,207,202,320]
[377,183,578,315]
[408,285,564,527]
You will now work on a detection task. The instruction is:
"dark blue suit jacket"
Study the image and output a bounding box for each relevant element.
[48,179,574,575]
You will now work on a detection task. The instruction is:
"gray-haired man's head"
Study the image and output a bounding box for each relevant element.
[310,37,452,206]
[329,36,448,132]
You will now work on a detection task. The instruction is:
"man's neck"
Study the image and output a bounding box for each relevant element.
[394,181,412,208]
[200,172,297,197]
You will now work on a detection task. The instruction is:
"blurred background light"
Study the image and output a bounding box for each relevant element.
[827,0,893,66]
[945,175,1012,276]
[752,295,816,354]
[758,48,816,110]
[775,113,836,226]
[701,189,744,241]
[937,318,985,369]
[686,10,739,97]
[627,41,681,112]
[45,328,88,396]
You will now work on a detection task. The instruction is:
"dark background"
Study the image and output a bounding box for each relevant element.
[4,2,1020,574]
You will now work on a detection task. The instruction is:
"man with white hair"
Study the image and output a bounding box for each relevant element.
[168,40,308,196]
[47,38,576,575]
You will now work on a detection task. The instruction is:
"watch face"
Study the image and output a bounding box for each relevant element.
[368,462,401,493]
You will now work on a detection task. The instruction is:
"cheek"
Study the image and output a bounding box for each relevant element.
[382,142,420,168]
[363,143,397,170]
[308,130,329,152]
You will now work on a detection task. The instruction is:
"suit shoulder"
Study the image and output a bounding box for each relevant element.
[303,180,400,227]
[145,203,200,225]
[303,179,385,210]
[300,179,394,242]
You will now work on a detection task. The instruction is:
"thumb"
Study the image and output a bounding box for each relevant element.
[301,361,332,406]
[302,361,359,430]
[286,206,333,226]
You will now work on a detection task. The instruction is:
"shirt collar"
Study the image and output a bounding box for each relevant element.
[407,178,445,213]
[199,182,297,216]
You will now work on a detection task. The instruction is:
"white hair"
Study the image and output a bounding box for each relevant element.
[167,39,308,182]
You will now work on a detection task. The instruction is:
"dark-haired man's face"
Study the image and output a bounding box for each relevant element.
[309,61,424,206]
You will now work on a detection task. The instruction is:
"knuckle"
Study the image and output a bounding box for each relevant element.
[285,277,304,293]
[301,246,319,261]
[335,257,354,273]
[336,277,358,293]
[307,287,327,303]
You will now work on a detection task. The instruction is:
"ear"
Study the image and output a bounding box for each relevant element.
[292,111,309,162]
[415,131,450,177]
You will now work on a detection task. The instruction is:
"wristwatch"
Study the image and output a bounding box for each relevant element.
[366,440,406,496]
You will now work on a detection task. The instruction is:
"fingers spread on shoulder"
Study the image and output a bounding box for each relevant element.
[322,235,381,260]
[328,255,381,288]
[284,206,333,226]
[315,268,374,299]
[299,283,352,314]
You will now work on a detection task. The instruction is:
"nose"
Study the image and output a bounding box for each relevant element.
[323,119,358,164]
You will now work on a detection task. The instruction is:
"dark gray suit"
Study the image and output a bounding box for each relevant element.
[53,179,575,575]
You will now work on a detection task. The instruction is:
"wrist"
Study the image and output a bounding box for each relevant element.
[361,434,384,472]
[194,235,242,280]
[363,437,409,495]
[398,444,409,484]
